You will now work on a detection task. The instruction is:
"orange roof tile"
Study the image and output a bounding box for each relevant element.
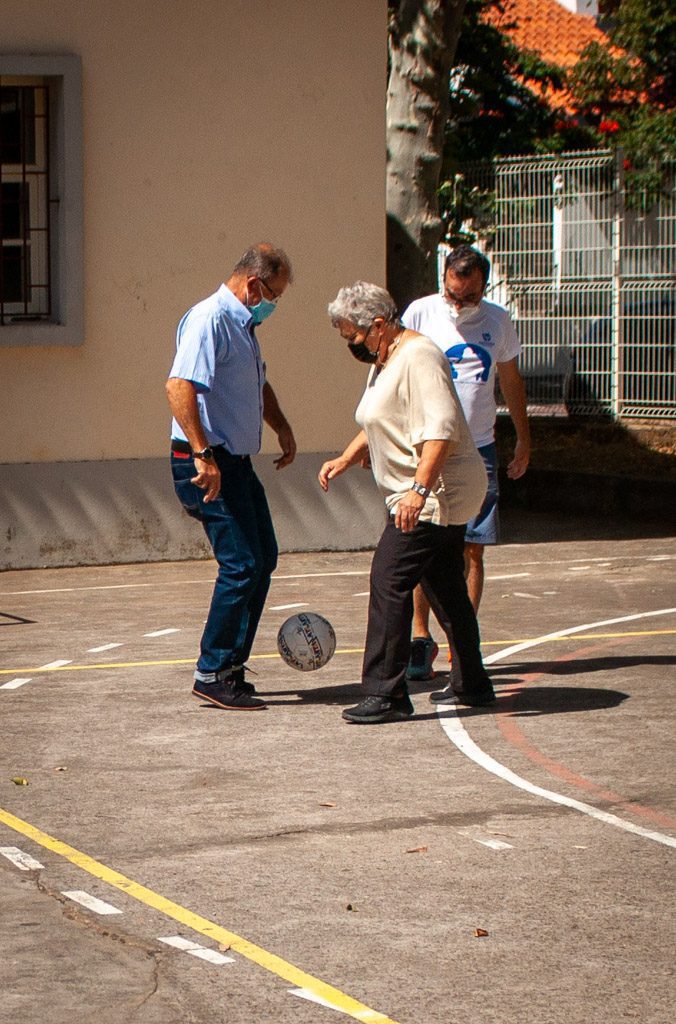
[483,0,612,68]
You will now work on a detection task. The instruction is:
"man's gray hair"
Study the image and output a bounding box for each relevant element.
[327,282,398,329]
[233,243,294,284]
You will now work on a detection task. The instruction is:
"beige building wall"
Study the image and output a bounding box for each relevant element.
[0,0,387,567]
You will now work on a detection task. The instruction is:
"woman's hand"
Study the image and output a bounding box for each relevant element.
[318,456,350,492]
[395,490,426,532]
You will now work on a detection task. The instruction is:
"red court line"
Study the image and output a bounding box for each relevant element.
[495,638,676,831]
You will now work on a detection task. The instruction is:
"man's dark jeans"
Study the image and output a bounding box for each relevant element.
[171,449,278,681]
[362,518,490,698]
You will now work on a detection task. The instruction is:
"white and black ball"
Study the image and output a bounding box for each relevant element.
[276,612,336,671]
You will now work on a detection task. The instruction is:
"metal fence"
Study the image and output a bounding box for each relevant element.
[445,150,675,419]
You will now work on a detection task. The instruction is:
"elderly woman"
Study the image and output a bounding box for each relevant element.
[319,281,495,724]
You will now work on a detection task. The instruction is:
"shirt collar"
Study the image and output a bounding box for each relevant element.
[217,283,252,328]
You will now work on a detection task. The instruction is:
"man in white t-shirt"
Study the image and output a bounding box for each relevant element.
[401,245,530,690]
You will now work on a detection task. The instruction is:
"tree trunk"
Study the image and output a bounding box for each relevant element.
[387,0,467,310]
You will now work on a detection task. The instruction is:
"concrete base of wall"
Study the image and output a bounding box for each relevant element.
[0,454,385,570]
[499,467,674,522]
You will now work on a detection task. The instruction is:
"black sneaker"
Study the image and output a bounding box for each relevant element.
[429,684,457,705]
[430,683,495,707]
[342,694,412,724]
[230,665,257,695]
[454,685,496,707]
[391,690,415,716]
[192,677,267,710]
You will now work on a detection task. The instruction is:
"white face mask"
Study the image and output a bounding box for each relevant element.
[447,302,481,325]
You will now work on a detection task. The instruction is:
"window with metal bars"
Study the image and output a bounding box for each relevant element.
[0,79,51,322]
[0,54,82,347]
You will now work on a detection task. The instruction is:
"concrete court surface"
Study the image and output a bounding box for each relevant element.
[1,513,674,1024]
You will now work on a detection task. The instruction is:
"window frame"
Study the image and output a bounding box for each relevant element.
[0,54,83,347]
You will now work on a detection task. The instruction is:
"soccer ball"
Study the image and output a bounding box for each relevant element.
[277,612,336,671]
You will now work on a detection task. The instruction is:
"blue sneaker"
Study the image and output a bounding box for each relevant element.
[406,637,439,681]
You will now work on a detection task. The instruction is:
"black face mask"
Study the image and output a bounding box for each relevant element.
[347,324,378,363]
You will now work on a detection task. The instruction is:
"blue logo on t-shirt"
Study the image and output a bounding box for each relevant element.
[444,342,493,382]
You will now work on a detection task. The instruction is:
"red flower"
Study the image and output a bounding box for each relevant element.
[599,119,620,133]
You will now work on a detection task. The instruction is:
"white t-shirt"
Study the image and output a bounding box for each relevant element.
[402,294,521,448]
[355,336,487,526]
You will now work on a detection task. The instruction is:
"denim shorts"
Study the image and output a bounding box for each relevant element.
[465,442,499,546]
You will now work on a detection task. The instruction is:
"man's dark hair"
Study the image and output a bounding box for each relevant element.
[233,243,294,284]
[444,245,490,287]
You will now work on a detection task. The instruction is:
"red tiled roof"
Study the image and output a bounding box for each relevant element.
[483,0,612,68]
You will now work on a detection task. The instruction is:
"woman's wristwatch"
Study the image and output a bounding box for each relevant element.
[410,481,430,498]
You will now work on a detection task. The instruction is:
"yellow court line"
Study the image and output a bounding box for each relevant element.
[0,629,673,676]
[0,807,399,1024]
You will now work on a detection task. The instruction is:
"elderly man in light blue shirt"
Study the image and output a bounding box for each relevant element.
[166,243,296,711]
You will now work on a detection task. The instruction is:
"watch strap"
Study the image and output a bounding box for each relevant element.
[411,481,430,498]
[193,446,214,460]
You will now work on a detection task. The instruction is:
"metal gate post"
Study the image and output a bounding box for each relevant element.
[610,150,625,418]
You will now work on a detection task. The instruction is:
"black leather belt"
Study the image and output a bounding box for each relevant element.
[170,439,195,455]
[171,439,244,459]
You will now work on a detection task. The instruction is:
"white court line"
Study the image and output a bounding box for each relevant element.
[1,677,32,690]
[353,591,370,597]
[568,566,590,572]
[38,660,72,670]
[487,573,530,581]
[158,935,234,964]
[438,607,676,850]
[513,592,540,599]
[270,603,308,611]
[87,643,123,653]
[62,890,123,914]
[289,988,345,1013]
[0,570,370,597]
[2,556,673,598]
[0,846,45,870]
[456,827,513,851]
[143,629,180,637]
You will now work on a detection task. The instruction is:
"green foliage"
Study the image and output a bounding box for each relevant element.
[441,1,594,241]
[444,0,572,170]
[566,0,675,206]
[441,0,675,234]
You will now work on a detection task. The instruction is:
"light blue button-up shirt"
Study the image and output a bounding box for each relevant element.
[169,284,265,454]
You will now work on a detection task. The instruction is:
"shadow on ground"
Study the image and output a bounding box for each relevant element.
[251,673,630,722]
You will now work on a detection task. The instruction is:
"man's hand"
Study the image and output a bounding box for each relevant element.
[395,490,426,533]
[506,439,530,479]
[273,423,297,470]
[192,458,221,501]
[318,456,350,492]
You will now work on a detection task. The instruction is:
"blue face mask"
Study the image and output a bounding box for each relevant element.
[247,280,278,325]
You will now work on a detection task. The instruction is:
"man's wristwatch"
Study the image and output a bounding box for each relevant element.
[410,481,430,498]
[193,446,214,461]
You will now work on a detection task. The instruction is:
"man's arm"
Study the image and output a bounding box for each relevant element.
[165,377,221,501]
[262,381,297,469]
[496,358,530,479]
